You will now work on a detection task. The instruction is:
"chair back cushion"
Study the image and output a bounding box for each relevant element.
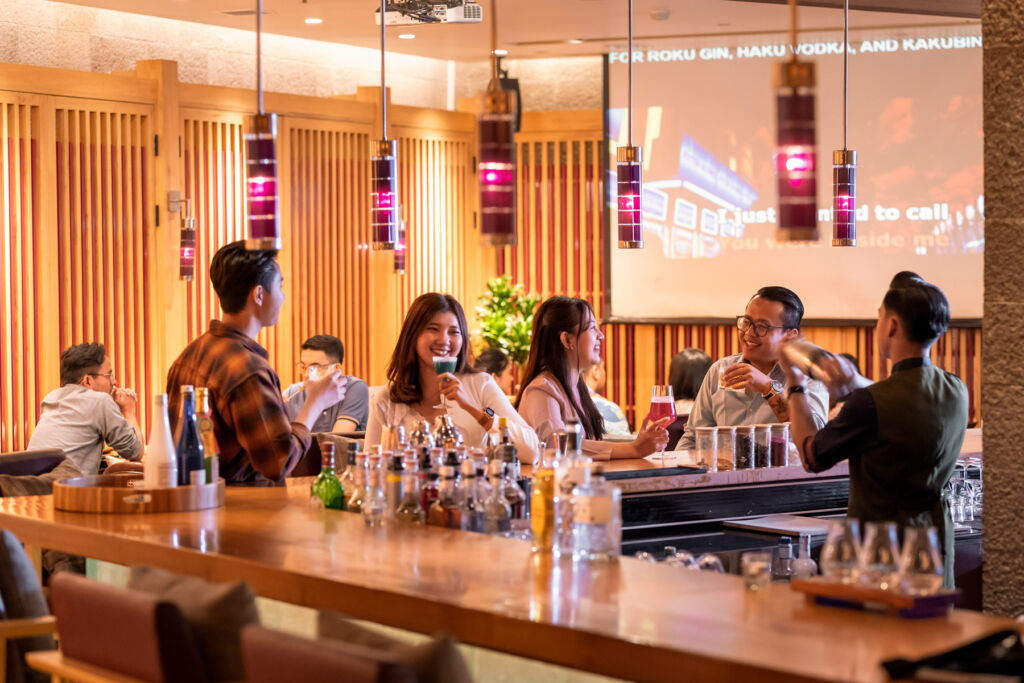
[128,565,259,682]
[666,415,689,452]
[0,530,55,683]
[0,450,65,478]
[243,625,416,683]
[50,573,208,683]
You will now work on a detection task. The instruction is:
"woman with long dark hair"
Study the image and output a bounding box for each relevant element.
[366,293,537,461]
[516,296,668,459]
[668,348,713,417]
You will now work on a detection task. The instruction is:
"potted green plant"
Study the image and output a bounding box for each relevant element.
[475,276,539,367]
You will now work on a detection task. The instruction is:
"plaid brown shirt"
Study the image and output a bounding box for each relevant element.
[166,320,311,483]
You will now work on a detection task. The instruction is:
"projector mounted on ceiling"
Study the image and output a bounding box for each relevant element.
[374,1,483,25]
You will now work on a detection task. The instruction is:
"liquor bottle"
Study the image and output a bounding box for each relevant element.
[427,451,461,529]
[144,394,177,489]
[554,419,590,555]
[472,450,491,503]
[501,460,527,520]
[792,533,819,579]
[395,462,426,525]
[409,419,434,450]
[347,452,367,514]
[310,442,345,510]
[362,452,386,527]
[458,459,484,532]
[339,442,359,502]
[483,460,512,534]
[195,387,219,482]
[385,453,404,517]
[418,449,438,511]
[435,414,463,449]
[495,416,520,479]
[175,385,205,486]
[772,536,795,583]
[530,448,556,553]
[571,465,620,563]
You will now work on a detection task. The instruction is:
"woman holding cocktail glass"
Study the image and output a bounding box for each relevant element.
[365,293,538,462]
[516,296,669,460]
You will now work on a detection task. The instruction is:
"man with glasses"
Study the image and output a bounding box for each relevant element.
[27,342,143,475]
[674,286,829,453]
[283,335,369,432]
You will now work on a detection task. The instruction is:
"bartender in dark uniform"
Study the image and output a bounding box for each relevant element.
[782,272,968,587]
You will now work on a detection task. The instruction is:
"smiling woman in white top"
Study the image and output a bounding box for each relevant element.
[365,293,538,463]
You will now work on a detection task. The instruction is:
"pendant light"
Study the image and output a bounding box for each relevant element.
[371,0,398,251]
[394,209,407,274]
[832,0,857,246]
[478,0,517,247]
[773,0,818,242]
[244,0,282,251]
[616,0,643,249]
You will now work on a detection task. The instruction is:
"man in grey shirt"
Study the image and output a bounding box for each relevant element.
[284,335,369,432]
[675,286,829,452]
[27,343,143,474]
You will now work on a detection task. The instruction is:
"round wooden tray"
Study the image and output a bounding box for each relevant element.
[53,474,225,513]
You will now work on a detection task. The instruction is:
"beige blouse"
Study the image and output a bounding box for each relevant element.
[517,372,614,461]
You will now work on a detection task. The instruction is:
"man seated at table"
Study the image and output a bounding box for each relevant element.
[27,342,143,475]
[675,286,829,452]
[283,334,369,432]
[784,271,967,587]
[166,241,345,484]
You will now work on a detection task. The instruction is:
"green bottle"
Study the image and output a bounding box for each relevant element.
[311,442,345,511]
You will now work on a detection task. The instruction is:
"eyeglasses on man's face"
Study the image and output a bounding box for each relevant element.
[88,371,115,381]
[736,316,789,338]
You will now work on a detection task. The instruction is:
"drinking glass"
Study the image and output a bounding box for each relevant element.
[634,551,658,563]
[696,553,725,573]
[741,551,773,591]
[716,426,736,472]
[769,423,790,467]
[899,526,944,595]
[966,457,982,516]
[859,521,900,590]
[821,519,861,584]
[663,546,699,569]
[753,424,772,469]
[649,385,676,463]
[734,426,755,470]
[432,356,457,410]
[695,427,718,471]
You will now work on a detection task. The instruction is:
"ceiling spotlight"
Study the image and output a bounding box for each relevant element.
[568,38,584,44]
[304,17,323,24]
[398,33,415,39]
[492,48,508,55]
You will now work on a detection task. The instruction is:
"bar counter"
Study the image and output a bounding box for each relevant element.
[0,479,1012,683]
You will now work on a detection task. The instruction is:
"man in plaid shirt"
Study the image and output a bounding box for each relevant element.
[167,242,345,483]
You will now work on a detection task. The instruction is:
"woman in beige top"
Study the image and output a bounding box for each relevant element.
[515,296,668,460]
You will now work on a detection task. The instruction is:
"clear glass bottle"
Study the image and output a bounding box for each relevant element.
[496,416,520,479]
[385,453,404,517]
[195,387,219,480]
[347,452,367,513]
[175,385,205,486]
[792,533,818,579]
[362,452,386,527]
[435,414,463,449]
[339,441,359,503]
[458,459,484,532]
[771,536,794,583]
[409,419,434,450]
[144,394,177,489]
[571,466,620,563]
[311,442,345,510]
[395,463,425,525]
[483,460,512,535]
[472,450,491,503]
[501,459,527,520]
[427,451,461,529]
[554,419,591,556]
[530,448,556,553]
[419,449,439,512]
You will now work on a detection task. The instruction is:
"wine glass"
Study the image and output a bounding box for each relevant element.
[821,519,861,584]
[663,546,699,569]
[649,385,676,464]
[859,521,900,590]
[432,356,457,411]
[899,526,944,595]
[634,551,658,563]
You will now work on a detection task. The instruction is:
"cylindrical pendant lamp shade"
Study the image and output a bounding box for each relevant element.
[179,213,196,281]
[832,149,857,246]
[244,113,281,251]
[773,61,818,243]
[479,88,517,247]
[371,139,398,250]
[616,145,643,249]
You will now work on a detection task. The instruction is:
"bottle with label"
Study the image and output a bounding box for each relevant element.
[792,533,819,579]
[175,385,205,486]
[340,442,359,503]
[483,460,512,534]
[144,394,178,489]
[418,449,438,511]
[427,451,462,529]
[530,448,556,553]
[385,454,404,517]
[362,451,386,527]
[395,462,425,525]
[501,460,527,520]
[571,465,620,563]
[195,387,219,482]
[311,442,345,510]
[495,416,520,478]
[472,449,491,502]
[554,420,591,555]
[772,536,795,583]
[347,452,367,513]
[458,459,484,532]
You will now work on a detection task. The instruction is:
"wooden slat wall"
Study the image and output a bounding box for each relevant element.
[502,111,983,429]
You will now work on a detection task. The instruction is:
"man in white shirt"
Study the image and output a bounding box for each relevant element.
[27,342,143,475]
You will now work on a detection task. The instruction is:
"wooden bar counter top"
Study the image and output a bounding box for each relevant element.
[0,478,1012,683]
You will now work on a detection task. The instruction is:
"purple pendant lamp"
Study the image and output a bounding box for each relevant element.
[371,0,398,250]
[478,0,517,247]
[244,0,281,251]
[616,0,643,249]
[833,0,857,246]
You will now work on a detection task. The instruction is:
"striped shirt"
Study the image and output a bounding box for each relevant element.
[166,320,311,483]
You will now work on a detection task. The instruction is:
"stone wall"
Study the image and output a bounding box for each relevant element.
[981,0,1024,617]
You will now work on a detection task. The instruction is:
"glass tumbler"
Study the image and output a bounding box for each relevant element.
[898,526,944,595]
[769,423,790,467]
[734,426,755,470]
[695,427,718,471]
[821,518,861,584]
[859,521,900,590]
[753,424,772,468]
[716,426,736,472]
[741,551,773,591]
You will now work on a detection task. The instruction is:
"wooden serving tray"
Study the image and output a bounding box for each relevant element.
[53,474,225,513]
[791,577,961,619]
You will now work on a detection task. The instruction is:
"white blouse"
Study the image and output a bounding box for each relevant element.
[365,371,539,464]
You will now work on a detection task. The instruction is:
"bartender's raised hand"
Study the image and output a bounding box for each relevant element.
[721,363,772,394]
[438,373,473,411]
[305,370,347,413]
[632,416,671,457]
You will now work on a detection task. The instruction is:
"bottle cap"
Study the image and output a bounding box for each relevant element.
[388,454,404,471]
[497,415,508,429]
[444,450,459,467]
